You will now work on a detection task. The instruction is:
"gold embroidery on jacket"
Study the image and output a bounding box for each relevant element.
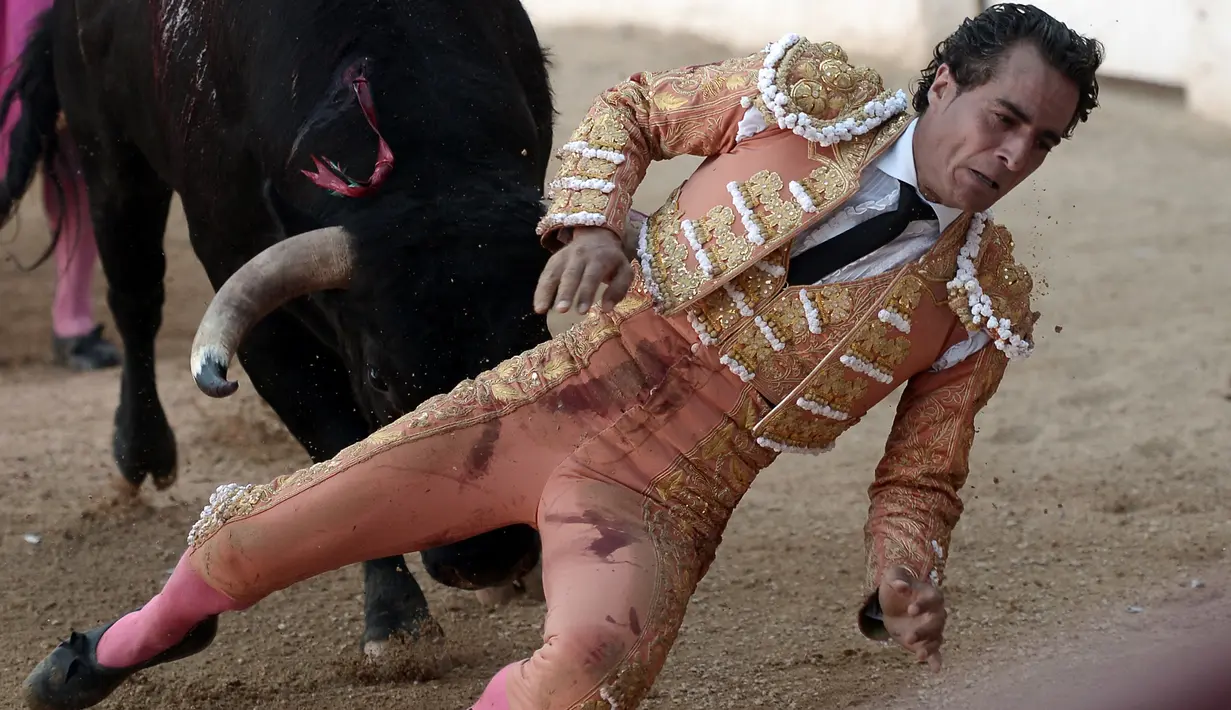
[778,41,885,121]
[883,275,924,316]
[696,205,748,274]
[558,151,620,182]
[744,170,806,239]
[846,320,912,374]
[800,373,869,414]
[803,285,855,326]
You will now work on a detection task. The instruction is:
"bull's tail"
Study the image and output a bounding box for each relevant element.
[0,8,65,270]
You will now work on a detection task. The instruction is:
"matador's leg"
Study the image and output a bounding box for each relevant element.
[473,374,775,709]
[23,294,703,710]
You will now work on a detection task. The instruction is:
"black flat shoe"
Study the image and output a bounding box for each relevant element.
[51,324,122,372]
[23,615,218,710]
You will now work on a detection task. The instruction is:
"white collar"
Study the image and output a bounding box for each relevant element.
[872,117,964,233]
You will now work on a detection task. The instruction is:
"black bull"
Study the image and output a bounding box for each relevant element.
[0,0,560,655]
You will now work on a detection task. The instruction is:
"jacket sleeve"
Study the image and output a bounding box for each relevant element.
[535,51,765,250]
[855,334,1010,640]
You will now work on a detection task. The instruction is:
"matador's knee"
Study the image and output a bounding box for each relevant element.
[512,623,663,709]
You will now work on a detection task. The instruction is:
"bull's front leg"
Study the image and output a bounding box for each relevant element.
[360,555,441,659]
[78,138,180,492]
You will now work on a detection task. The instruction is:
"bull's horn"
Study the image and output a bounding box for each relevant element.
[190,226,355,397]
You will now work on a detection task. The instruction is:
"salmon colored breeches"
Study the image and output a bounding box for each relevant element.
[184,282,776,709]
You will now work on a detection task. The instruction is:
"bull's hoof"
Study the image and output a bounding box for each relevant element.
[475,560,545,608]
[360,616,448,661]
[514,559,545,602]
[360,556,450,672]
[475,584,519,608]
[360,619,453,680]
[150,461,179,491]
[112,412,179,491]
[111,406,179,489]
[23,616,217,710]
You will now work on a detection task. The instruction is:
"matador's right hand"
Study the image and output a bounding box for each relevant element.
[879,565,947,672]
[534,226,633,316]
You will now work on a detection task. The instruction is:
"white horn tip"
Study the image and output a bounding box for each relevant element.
[191,344,239,398]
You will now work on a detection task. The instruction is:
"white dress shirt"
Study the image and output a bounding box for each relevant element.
[789,117,963,284]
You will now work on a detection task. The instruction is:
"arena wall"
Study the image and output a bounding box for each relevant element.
[519,0,1231,130]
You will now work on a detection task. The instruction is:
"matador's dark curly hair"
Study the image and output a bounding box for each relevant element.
[912,3,1105,138]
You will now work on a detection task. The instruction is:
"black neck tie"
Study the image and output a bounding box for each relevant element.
[786,179,936,285]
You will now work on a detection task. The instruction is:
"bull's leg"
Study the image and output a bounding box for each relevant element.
[76,139,178,491]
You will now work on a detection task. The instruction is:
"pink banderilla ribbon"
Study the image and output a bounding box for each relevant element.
[301,69,394,197]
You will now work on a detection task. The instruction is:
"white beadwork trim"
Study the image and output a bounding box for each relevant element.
[537,211,606,235]
[788,180,817,213]
[754,261,786,277]
[946,210,1034,360]
[799,290,823,334]
[877,308,911,334]
[725,284,781,352]
[723,284,756,317]
[681,219,715,276]
[549,177,615,194]
[759,33,910,146]
[754,315,785,351]
[796,396,850,421]
[719,354,755,381]
[557,140,626,164]
[635,217,662,305]
[727,181,766,246]
[756,436,834,455]
[599,687,622,710]
[686,310,717,346]
[840,353,894,384]
[186,482,251,546]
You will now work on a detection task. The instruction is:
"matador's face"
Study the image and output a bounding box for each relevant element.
[913,42,1079,213]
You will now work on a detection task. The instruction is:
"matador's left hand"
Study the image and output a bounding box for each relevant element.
[534,226,632,316]
[879,565,947,672]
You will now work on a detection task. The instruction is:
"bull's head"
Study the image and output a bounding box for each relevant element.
[190,54,552,426]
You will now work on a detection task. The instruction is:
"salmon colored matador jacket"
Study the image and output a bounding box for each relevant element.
[534,35,1038,637]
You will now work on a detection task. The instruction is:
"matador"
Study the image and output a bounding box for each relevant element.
[25,4,1104,709]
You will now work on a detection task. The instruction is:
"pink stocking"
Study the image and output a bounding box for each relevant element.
[95,551,248,668]
[471,662,518,710]
[45,139,98,339]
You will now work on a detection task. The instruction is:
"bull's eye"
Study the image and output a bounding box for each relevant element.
[367,366,389,393]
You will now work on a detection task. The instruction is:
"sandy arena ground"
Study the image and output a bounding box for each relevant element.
[1,25,1229,710]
